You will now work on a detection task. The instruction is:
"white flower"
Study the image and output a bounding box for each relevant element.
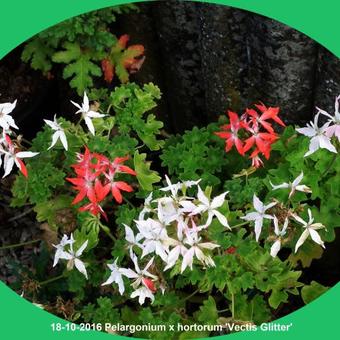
[1,136,39,178]
[270,216,288,257]
[120,255,157,290]
[124,224,143,257]
[135,219,169,261]
[52,234,74,267]
[296,113,337,157]
[0,100,18,130]
[138,193,153,220]
[241,194,276,241]
[58,234,89,279]
[101,258,126,295]
[157,197,180,225]
[163,235,188,271]
[130,286,155,305]
[292,209,326,253]
[270,172,312,198]
[192,186,230,229]
[71,92,105,135]
[160,175,200,197]
[44,115,68,151]
[181,230,219,273]
[317,95,340,142]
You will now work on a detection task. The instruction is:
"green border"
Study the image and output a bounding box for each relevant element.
[0,0,339,339]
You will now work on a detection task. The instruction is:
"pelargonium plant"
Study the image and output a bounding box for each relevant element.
[1,84,339,339]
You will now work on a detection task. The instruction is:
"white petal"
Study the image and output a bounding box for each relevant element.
[143,257,154,272]
[70,100,82,111]
[292,213,307,226]
[120,268,139,279]
[83,92,90,112]
[84,116,95,135]
[74,259,88,279]
[44,119,57,130]
[211,191,228,209]
[309,229,325,248]
[270,239,281,257]
[59,131,68,151]
[199,242,219,250]
[197,186,210,206]
[241,212,260,221]
[16,151,39,158]
[86,111,105,118]
[270,181,289,190]
[48,131,59,150]
[295,229,309,253]
[101,273,115,286]
[304,137,319,157]
[253,194,264,212]
[292,172,304,187]
[296,127,316,137]
[264,201,277,211]
[318,135,337,153]
[213,209,230,229]
[254,218,263,242]
[273,216,279,235]
[3,156,14,177]
[75,240,88,257]
[181,247,195,273]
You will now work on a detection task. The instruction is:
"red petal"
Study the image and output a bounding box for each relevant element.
[118,34,129,48]
[17,159,28,177]
[225,138,234,152]
[118,165,136,176]
[142,278,156,293]
[111,185,123,204]
[234,138,244,155]
[95,180,111,202]
[243,136,255,153]
[72,189,87,204]
[116,181,133,192]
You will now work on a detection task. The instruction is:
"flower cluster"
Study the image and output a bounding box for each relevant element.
[216,103,285,167]
[0,100,38,177]
[66,147,136,219]
[52,172,328,306]
[297,95,339,157]
[53,234,88,279]
[242,172,325,257]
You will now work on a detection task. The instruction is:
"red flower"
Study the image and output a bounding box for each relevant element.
[246,104,285,133]
[215,111,246,155]
[142,277,157,293]
[79,202,107,221]
[243,129,277,159]
[67,147,137,217]
[249,149,264,168]
[216,102,285,168]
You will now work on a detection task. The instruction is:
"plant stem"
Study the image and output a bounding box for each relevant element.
[229,221,249,229]
[0,239,40,251]
[39,274,65,286]
[123,196,135,209]
[217,307,230,314]
[183,289,200,302]
[231,292,235,319]
[98,221,116,241]
[320,153,337,179]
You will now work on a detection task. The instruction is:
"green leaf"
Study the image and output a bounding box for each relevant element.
[52,42,101,95]
[21,38,54,73]
[133,151,161,191]
[34,195,73,229]
[288,241,323,268]
[301,281,329,304]
[196,297,218,325]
